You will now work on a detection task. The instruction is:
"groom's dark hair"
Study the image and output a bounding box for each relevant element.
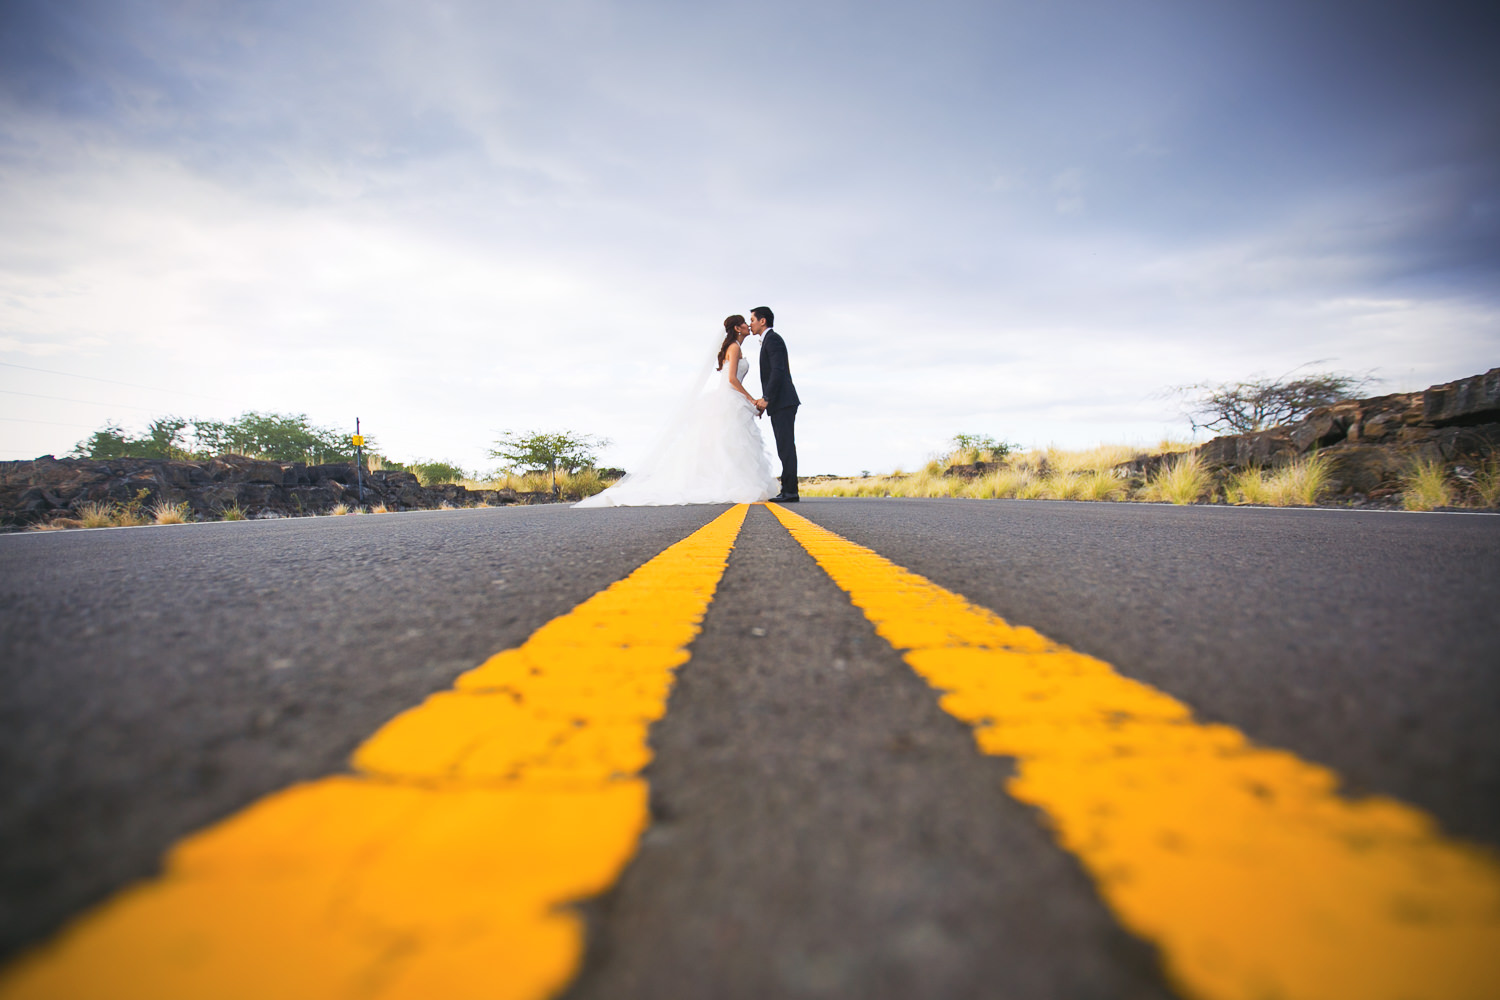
[752,306,774,327]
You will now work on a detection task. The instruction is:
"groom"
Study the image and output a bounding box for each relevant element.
[751,305,800,502]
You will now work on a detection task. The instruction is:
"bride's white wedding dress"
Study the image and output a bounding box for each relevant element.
[576,357,776,507]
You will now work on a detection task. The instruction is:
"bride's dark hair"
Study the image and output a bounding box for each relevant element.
[717,314,746,371]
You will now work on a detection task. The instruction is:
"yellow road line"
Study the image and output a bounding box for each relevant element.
[0,504,750,1000]
[766,502,1500,1000]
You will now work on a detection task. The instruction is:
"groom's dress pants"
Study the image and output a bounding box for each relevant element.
[770,405,798,496]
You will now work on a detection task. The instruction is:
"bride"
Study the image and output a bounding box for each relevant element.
[575,315,777,507]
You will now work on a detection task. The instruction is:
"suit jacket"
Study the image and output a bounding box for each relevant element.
[758,329,801,412]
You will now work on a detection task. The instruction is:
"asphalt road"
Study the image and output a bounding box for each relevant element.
[2,499,1497,998]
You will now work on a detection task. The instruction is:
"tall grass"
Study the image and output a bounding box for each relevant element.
[1226,467,1273,505]
[1140,453,1211,504]
[1470,456,1500,508]
[960,468,1034,499]
[151,500,192,524]
[1228,455,1334,507]
[74,501,116,528]
[465,468,616,498]
[1078,472,1126,501]
[1271,453,1334,506]
[1402,459,1452,511]
[805,440,1352,508]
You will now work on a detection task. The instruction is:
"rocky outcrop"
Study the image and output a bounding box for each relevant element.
[1115,368,1500,502]
[0,455,566,529]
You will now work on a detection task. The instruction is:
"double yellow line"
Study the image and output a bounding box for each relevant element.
[4,503,1498,1000]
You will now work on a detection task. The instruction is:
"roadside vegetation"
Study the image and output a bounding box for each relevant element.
[805,435,1493,510]
[33,423,619,531]
[37,384,1494,527]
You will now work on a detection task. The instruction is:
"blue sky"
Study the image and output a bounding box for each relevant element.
[2,0,1496,474]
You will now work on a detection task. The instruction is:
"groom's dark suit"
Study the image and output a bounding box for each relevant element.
[759,328,801,497]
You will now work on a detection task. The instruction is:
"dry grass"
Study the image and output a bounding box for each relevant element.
[464,467,616,498]
[1140,453,1211,504]
[1402,459,1452,511]
[1227,455,1335,507]
[889,469,963,497]
[1226,467,1274,505]
[955,468,1026,499]
[1078,471,1126,501]
[805,439,1350,509]
[329,503,351,516]
[1270,453,1334,506]
[1044,473,1088,500]
[1469,455,1500,508]
[75,501,115,528]
[1014,475,1050,500]
[370,503,390,514]
[218,503,248,521]
[808,442,1157,504]
[27,521,68,531]
[152,500,192,524]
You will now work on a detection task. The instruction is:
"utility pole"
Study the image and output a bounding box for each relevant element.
[353,418,365,503]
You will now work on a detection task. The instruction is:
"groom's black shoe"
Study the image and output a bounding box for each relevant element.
[768,493,800,503]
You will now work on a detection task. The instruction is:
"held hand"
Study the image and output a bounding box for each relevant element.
[755,398,768,412]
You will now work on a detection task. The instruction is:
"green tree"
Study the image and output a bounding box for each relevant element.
[192,412,355,463]
[71,422,135,459]
[74,412,361,463]
[144,416,194,459]
[1178,369,1376,435]
[409,460,468,486]
[489,430,607,494]
[951,433,1015,463]
[71,417,193,459]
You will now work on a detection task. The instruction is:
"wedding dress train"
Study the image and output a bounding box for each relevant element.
[575,357,776,507]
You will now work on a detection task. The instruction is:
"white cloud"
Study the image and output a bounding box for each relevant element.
[1,0,1496,470]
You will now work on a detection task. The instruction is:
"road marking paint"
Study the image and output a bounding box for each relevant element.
[765,502,1500,1000]
[0,504,750,1000]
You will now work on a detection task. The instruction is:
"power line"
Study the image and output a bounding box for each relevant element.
[0,416,101,430]
[0,389,163,412]
[0,360,222,401]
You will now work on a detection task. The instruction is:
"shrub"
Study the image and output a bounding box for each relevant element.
[949,433,1016,465]
[1227,467,1274,505]
[111,489,153,527]
[152,500,193,524]
[1469,455,1500,508]
[218,503,248,521]
[963,469,1029,498]
[567,467,608,498]
[1044,473,1088,500]
[489,430,608,494]
[1267,453,1333,506]
[329,503,350,516]
[1140,453,1211,504]
[1015,475,1049,500]
[1041,444,1140,476]
[1078,472,1125,501]
[1402,459,1452,511]
[410,461,467,486]
[75,501,115,528]
[73,412,358,463]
